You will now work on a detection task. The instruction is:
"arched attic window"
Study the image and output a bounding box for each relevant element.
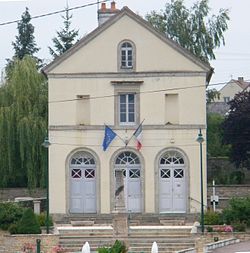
[118,41,136,70]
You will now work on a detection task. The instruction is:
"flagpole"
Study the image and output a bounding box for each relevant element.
[104,124,127,145]
[126,119,145,146]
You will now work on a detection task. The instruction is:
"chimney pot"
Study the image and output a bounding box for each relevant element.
[101,2,106,11]
[111,1,116,11]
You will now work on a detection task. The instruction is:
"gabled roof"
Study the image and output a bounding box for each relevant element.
[232,79,250,90]
[221,78,250,91]
[43,6,212,77]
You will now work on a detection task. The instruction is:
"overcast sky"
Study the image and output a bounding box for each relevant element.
[1,0,250,88]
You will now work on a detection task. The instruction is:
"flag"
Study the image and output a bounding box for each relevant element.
[133,123,142,150]
[102,125,117,151]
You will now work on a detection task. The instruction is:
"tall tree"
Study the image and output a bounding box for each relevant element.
[222,91,250,169]
[146,0,229,62]
[6,8,41,77]
[0,56,47,188]
[207,113,230,157]
[49,6,79,58]
[12,7,40,60]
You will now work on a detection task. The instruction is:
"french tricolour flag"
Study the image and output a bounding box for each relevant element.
[133,123,143,151]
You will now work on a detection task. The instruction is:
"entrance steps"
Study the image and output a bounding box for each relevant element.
[57,225,195,253]
[55,214,198,253]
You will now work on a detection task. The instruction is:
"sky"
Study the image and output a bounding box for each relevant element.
[0,0,250,88]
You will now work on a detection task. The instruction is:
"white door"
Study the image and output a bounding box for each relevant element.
[70,152,97,213]
[126,167,141,212]
[115,151,142,213]
[159,151,186,213]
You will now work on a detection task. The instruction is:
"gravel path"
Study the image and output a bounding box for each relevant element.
[212,241,250,253]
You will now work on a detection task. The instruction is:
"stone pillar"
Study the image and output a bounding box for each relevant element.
[114,170,126,212]
[33,200,41,214]
[112,170,128,239]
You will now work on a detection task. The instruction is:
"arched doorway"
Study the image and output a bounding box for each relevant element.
[69,151,97,213]
[159,150,187,213]
[114,151,142,212]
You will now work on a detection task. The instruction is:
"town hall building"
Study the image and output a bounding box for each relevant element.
[43,2,212,219]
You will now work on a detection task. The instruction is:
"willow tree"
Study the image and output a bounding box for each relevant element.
[146,0,229,62]
[0,56,47,188]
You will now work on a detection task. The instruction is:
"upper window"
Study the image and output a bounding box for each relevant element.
[119,93,135,125]
[118,40,136,71]
[223,97,230,103]
[121,42,133,68]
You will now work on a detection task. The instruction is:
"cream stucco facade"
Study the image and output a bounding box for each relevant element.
[44,7,211,216]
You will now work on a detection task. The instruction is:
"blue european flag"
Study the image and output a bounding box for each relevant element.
[102,125,117,151]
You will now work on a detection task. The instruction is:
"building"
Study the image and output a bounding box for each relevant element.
[215,77,250,103]
[43,3,212,219]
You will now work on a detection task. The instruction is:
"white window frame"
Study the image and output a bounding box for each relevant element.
[117,40,136,71]
[113,82,141,127]
[119,93,136,125]
[121,42,133,69]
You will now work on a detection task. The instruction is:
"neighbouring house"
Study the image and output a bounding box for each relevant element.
[208,77,250,115]
[215,77,250,103]
[43,2,212,219]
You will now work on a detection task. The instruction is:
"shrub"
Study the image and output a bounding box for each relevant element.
[221,197,250,227]
[98,240,127,253]
[232,221,247,232]
[17,208,41,234]
[36,212,53,227]
[0,202,24,230]
[8,223,19,234]
[52,245,66,253]
[204,210,222,225]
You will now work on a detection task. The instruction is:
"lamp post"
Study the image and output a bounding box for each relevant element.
[42,137,51,234]
[196,128,204,234]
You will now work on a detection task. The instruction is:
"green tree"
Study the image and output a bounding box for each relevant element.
[0,56,47,188]
[207,88,220,103]
[222,91,250,169]
[49,6,79,58]
[6,8,41,76]
[146,0,229,62]
[12,7,39,60]
[207,113,230,157]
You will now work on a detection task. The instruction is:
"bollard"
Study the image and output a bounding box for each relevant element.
[36,239,41,253]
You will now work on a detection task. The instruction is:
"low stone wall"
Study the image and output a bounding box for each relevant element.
[0,188,45,201]
[207,185,250,209]
[1,231,60,253]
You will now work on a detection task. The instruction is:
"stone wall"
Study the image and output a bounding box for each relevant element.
[0,231,59,253]
[207,185,250,209]
[0,188,45,201]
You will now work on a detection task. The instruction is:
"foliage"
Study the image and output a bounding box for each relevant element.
[222,91,250,169]
[231,221,246,232]
[211,225,233,232]
[207,89,220,103]
[21,242,35,253]
[36,212,53,227]
[8,223,19,234]
[17,208,41,234]
[49,6,79,58]
[6,8,41,75]
[97,240,127,253]
[221,197,250,227]
[0,56,47,188]
[146,0,229,62]
[207,113,231,157]
[0,202,24,230]
[204,210,222,225]
[12,8,40,60]
[52,245,66,253]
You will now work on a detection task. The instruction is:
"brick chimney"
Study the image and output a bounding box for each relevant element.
[98,1,119,26]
